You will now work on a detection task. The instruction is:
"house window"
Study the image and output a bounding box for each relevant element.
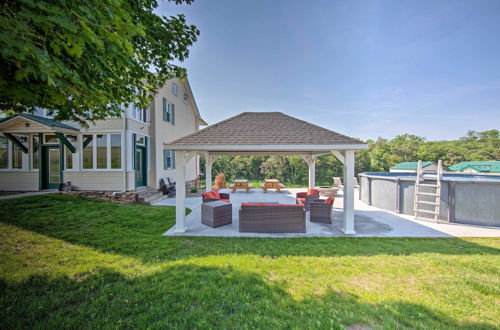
[83,135,93,169]
[132,104,148,123]
[0,135,27,169]
[65,135,77,170]
[183,93,188,105]
[110,134,121,169]
[172,83,178,96]
[65,146,73,169]
[163,97,170,122]
[136,135,145,145]
[44,134,58,144]
[163,150,176,169]
[82,134,122,170]
[12,135,27,169]
[162,98,175,125]
[0,136,8,169]
[32,135,40,169]
[96,134,107,169]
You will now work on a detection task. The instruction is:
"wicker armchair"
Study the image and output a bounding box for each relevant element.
[309,197,334,224]
[295,188,320,211]
[202,190,230,203]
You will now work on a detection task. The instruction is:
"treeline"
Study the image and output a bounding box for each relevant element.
[201,129,500,186]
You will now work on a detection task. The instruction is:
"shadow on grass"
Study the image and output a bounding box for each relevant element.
[0,194,499,263]
[0,264,495,329]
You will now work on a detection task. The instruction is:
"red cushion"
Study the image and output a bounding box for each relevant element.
[296,198,305,203]
[307,188,319,195]
[325,197,334,205]
[204,190,220,199]
[220,198,230,203]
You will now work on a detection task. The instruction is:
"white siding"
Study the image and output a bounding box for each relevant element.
[64,171,124,191]
[127,119,150,136]
[0,172,38,191]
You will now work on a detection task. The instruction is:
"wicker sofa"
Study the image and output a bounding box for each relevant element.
[239,203,306,233]
[202,190,230,203]
[295,188,320,211]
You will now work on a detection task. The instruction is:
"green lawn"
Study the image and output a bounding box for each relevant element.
[1,195,499,329]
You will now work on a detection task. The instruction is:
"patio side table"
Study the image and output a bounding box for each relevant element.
[201,201,232,228]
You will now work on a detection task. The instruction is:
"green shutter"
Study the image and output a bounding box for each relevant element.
[172,104,175,125]
[172,150,176,169]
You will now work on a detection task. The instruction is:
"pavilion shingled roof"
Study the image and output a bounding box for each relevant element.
[168,112,365,146]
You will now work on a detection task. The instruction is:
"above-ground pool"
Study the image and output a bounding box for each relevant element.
[359,172,500,227]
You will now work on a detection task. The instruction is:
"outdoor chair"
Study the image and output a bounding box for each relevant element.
[160,177,176,196]
[295,188,320,211]
[353,177,360,188]
[202,189,230,203]
[310,197,334,224]
[333,177,343,188]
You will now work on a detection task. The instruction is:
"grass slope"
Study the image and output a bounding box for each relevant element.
[0,194,499,329]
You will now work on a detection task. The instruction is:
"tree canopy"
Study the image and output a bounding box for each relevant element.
[0,0,198,123]
[202,129,500,186]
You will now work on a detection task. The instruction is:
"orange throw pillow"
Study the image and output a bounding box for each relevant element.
[307,188,319,195]
[325,197,334,205]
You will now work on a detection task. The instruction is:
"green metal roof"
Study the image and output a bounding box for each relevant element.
[0,113,78,131]
[390,162,434,170]
[448,161,500,173]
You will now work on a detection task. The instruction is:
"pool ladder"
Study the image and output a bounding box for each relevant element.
[414,160,443,221]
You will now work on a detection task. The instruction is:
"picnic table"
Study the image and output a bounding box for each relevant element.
[229,179,253,192]
[261,179,285,192]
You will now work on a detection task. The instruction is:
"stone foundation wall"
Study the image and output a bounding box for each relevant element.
[64,191,137,204]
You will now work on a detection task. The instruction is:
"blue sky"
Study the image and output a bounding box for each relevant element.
[157,0,500,141]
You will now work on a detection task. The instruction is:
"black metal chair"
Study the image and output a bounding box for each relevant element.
[160,177,176,196]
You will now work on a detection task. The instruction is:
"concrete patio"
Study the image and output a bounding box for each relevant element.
[156,188,500,238]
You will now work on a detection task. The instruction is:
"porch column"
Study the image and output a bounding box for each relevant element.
[308,155,316,189]
[205,152,212,191]
[175,150,187,233]
[342,150,356,234]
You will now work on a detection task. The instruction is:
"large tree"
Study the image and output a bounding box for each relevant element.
[0,0,199,123]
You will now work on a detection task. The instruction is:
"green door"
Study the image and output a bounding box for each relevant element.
[135,146,147,187]
[42,146,61,189]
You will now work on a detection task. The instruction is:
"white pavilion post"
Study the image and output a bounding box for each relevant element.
[308,155,316,189]
[342,150,356,234]
[205,152,212,191]
[175,150,187,233]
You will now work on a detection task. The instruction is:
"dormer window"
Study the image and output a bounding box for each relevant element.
[183,93,188,105]
[172,83,178,96]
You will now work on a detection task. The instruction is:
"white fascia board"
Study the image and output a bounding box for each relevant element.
[163,144,368,151]
[52,127,80,134]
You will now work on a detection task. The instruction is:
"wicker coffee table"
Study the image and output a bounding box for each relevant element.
[201,201,232,228]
